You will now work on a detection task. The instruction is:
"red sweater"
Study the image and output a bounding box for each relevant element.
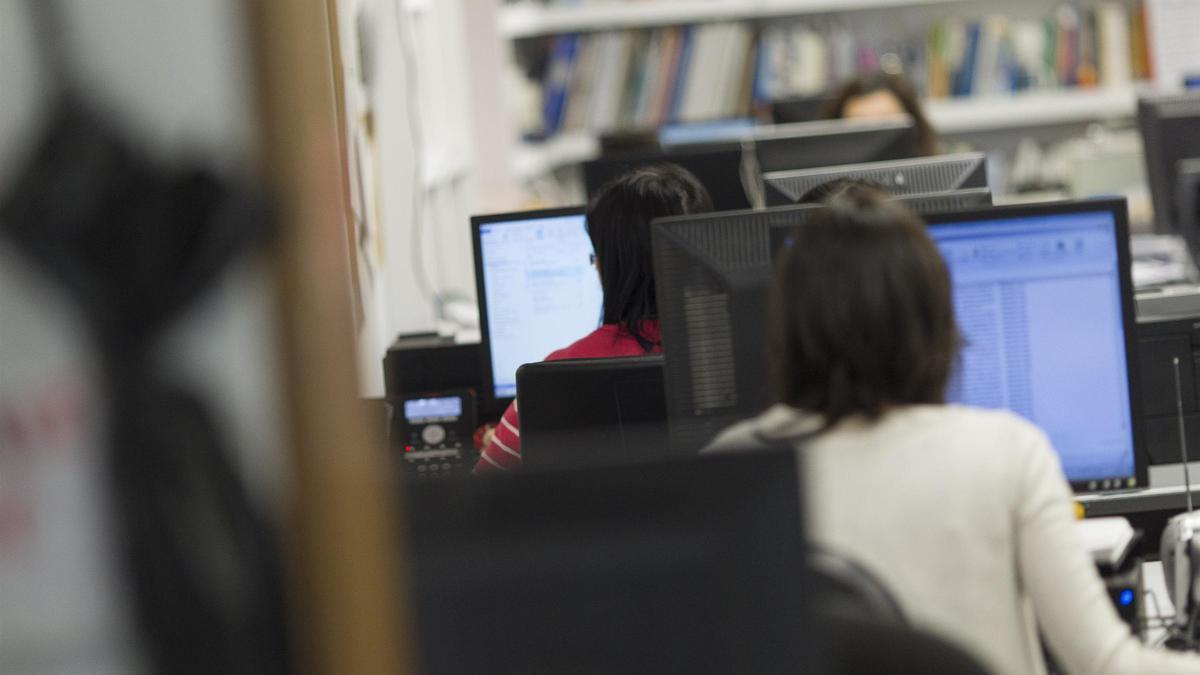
[474,322,661,473]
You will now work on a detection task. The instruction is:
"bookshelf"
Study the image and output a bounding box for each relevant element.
[499,0,964,39]
[513,86,1140,179]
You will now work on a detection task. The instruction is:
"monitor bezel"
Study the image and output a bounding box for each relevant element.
[923,198,1147,493]
[470,205,590,414]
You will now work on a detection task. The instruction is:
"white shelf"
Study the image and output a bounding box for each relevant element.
[499,0,962,39]
[926,87,1138,134]
[512,87,1141,178]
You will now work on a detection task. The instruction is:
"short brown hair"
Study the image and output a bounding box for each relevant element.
[770,190,959,427]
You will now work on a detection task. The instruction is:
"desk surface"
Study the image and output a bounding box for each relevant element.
[1078,464,1200,517]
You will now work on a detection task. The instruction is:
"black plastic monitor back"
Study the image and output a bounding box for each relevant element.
[767,189,993,252]
[770,95,839,124]
[652,192,992,449]
[583,143,752,212]
[1138,93,1200,232]
[652,210,778,450]
[753,117,919,175]
[1177,158,1200,257]
[517,355,670,471]
[405,450,815,674]
[762,153,988,206]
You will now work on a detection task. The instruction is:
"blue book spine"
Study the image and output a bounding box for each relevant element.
[667,27,694,122]
[953,22,981,97]
[542,34,579,134]
[752,31,772,104]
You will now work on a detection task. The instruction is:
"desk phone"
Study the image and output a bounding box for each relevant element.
[396,389,477,480]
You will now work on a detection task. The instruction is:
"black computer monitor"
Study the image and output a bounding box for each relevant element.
[770,95,839,124]
[516,355,669,471]
[404,450,814,674]
[762,153,989,207]
[583,118,920,213]
[752,117,919,174]
[1137,92,1200,232]
[767,188,993,250]
[651,192,992,449]
[1176,158,1200,258]
[653,198,1145,492]
[471,207,601,410]
[583,143,754,212]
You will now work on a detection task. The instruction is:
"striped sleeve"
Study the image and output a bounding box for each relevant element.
[474,401,522,474]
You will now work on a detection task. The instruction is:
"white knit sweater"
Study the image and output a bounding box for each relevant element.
[708,404,1200,675]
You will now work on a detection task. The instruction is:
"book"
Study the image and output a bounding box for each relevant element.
[523,1,1152,137]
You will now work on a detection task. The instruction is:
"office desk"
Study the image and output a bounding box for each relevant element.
[1077,465,1200,557]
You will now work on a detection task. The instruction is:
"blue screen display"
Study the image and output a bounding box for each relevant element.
[927,210,1136,487]
[479,213,603,399]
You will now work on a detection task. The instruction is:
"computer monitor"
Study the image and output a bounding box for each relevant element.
[516,355,669,471]
[767,188,993,251]
[654,198,1145,491]
[1176,158,1200,259]
[770,95,839,125]
[583,118,919,213]
[1137,92,1200,231]
[471,207,602,409]
[753,117,919,174]
[652,192,992,449]
[582,143,753,212]
[762,153,989,207]
[922,200,1145,491]
[404,450,814,674]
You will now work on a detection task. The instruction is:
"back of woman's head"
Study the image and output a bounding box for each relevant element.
[770,190,958,427]
[588,163,713,350]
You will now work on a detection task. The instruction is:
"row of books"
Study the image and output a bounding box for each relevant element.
[529,2,1152,138]
[540,23,756,138]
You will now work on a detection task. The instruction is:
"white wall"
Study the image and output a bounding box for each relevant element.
[335,0,500,396]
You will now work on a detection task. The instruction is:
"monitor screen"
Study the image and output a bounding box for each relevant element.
[926,205,1139,489]
[475,209,603,401]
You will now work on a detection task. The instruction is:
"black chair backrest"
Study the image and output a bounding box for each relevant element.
[405,450,817,675]
[517,355,670,471]
[825,615,993,674]
[809,545,907,625]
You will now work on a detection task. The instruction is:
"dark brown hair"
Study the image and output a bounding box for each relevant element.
[822,72,938,157]
[588,163,713,351]
[770,190,959,428]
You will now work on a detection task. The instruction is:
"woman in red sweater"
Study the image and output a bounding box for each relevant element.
[475,164,713,473]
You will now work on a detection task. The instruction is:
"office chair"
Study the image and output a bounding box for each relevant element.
[825,615,993,674]
[809,545,907,625]
[516,355,671,471]
[808,547,991,673]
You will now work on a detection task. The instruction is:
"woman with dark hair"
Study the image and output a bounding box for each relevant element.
[823,71,939,156]
[708,191,1200,674]
[475,164,712,473]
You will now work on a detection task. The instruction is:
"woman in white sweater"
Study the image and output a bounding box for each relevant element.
[707,189,1200,674]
